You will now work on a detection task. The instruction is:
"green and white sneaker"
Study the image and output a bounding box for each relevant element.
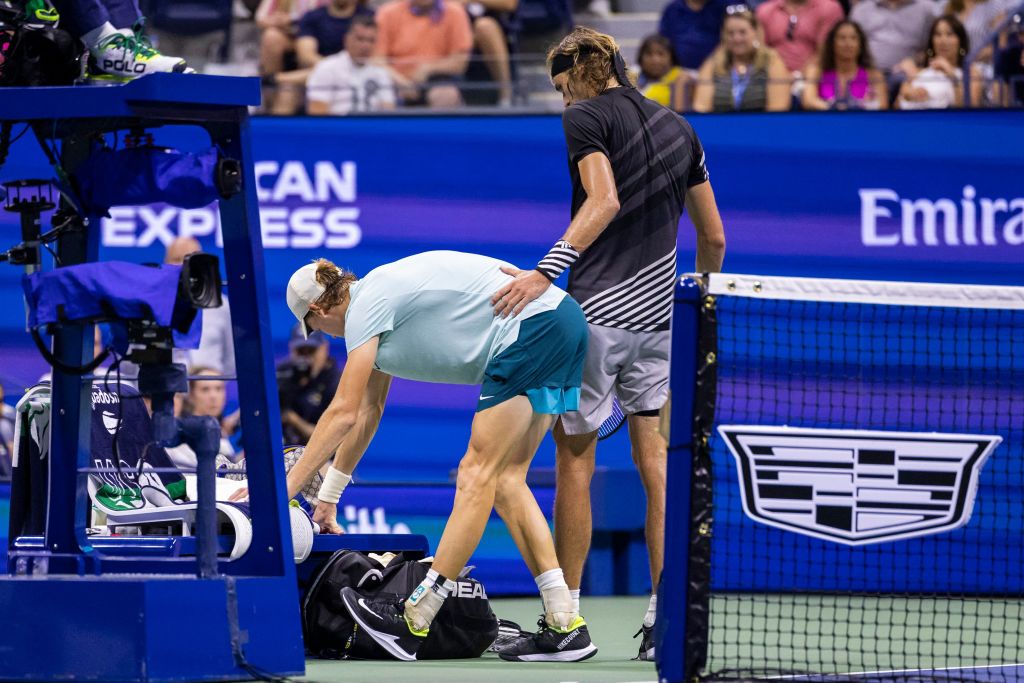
[88,23,191,81]
[22,0,60,29]
[497,616,598,662]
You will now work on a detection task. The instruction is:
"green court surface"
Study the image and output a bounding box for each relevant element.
[300,595,658,683]
[297,594,1024,683]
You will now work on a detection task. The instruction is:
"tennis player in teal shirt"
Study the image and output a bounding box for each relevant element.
[268,250,595,663]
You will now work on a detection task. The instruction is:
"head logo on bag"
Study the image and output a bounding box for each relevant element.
[454,581,487,600]
[303,550,498,660]
[719,426,1001,545]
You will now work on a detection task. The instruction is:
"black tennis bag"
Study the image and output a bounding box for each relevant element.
[302,550,498,660]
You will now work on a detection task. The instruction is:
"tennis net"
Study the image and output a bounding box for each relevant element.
[674,274,1024,682]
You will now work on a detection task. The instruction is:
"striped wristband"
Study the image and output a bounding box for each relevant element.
[536,240,579,281]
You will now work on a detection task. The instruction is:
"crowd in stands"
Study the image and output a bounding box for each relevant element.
[134,0,1023,111]
[653,0,1022,109]
[64,0,1007,112]
[246,0,1022,111]
[253,0,517,112]
[0,0,1020,111]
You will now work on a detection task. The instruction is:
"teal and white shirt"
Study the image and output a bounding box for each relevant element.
[344,251,567,384]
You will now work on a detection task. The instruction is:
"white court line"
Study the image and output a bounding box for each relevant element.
[766,661,1024,680]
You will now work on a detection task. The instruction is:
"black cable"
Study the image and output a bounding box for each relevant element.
[100,348,142,510]
[225,576,294,683]
[50,119,62,167]
[8,123,29,146]
[40,213,77,244]
[43,243,61,266]
[100,351,177,510]
[3,124,29,153]
[31,326,110,375]
[31,120,69,189]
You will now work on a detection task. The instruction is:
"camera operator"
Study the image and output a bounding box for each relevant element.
[277,324,341,446]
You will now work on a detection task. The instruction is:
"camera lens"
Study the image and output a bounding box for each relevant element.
[179,252,223,309]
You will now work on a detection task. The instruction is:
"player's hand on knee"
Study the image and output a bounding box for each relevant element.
[491,267,551,318]
[313,501,344,535]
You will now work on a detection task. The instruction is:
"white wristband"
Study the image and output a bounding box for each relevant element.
[317,467,352,504]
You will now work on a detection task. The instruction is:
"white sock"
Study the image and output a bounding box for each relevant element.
[570,588,581,615]
[644,593,657,628]
[82,21,118,49]
[404,569,456,633]
[534,568,575,630]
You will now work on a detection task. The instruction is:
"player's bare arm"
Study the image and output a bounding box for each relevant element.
[228,338,379,503]
[685,181,726,273]
[284,337,378,499]
[313,369,392,533]
[492,151,620,318]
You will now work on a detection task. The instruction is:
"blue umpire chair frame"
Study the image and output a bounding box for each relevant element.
[0,74,427,682]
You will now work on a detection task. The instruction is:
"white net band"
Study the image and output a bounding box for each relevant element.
[699,273,1024,310]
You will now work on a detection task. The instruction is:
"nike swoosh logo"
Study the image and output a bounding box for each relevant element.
[358,598,385,621]
[480,395,495,400]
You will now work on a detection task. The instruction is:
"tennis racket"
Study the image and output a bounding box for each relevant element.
[597,392,671,441]
[597,398,626,441]
[283,445,322,508]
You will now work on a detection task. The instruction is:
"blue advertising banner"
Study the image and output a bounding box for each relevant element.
[0,110,1021,595]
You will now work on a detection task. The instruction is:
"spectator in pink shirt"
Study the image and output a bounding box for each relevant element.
[756,0,844,72]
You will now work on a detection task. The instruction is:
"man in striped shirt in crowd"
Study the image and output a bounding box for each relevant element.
[491,26,726,660]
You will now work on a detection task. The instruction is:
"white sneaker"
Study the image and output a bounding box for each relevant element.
[89,25,192,80]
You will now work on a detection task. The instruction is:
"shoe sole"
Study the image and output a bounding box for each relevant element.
[85,73,133,84]
[338,588,418,662]
[498,643,598,662]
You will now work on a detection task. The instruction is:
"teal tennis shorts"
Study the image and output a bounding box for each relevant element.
[477,297,588,414]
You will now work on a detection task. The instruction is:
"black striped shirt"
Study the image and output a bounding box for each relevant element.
[562,87,708,332]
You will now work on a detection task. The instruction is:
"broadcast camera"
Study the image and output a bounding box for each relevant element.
[22,254,223,374]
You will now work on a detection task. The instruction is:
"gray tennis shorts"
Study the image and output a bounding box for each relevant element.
[559,323,671,436]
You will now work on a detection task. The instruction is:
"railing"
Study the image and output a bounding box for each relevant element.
[259,55,1020,114]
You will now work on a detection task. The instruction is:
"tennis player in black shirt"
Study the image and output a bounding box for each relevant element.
[492,26,726,661]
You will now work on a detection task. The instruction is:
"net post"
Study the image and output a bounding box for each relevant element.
[657,275,710,683]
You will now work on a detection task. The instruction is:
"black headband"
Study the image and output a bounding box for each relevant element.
[549,52,576,79]
[550,46,633,88]
[611,49,631,87]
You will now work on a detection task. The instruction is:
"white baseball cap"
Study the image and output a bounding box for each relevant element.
[286,263,325,338]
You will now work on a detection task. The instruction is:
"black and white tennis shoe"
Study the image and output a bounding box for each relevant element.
[496,616,597,662]
[339,587,426,661]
